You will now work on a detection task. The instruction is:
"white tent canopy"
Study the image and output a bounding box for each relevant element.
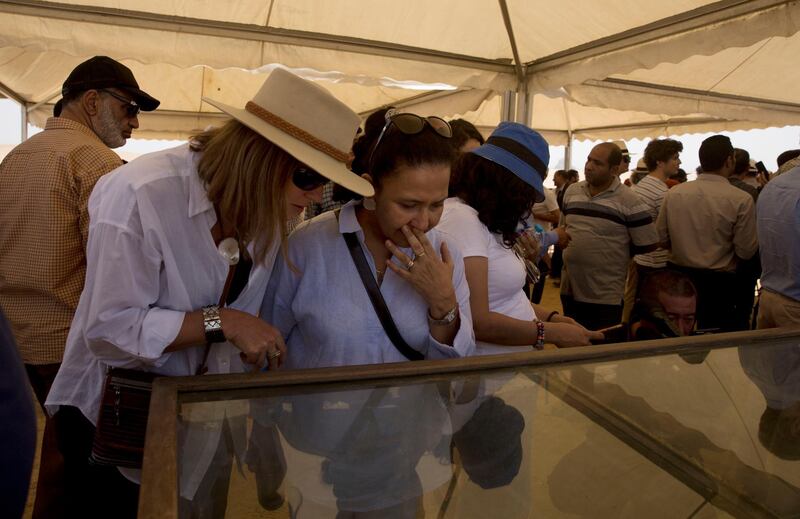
[0,0,798,143]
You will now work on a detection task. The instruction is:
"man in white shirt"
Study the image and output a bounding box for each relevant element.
[529,185,562,303]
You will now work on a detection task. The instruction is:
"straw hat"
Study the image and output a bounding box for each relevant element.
[203,68,374,197]
[612,140,630,161]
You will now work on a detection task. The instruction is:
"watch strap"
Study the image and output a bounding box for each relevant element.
[428,306,458,326]
[202,305,226,343]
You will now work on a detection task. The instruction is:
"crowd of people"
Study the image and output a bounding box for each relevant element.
[1,56,799,518]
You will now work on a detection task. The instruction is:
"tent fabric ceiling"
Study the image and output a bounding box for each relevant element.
[1,0,799,143]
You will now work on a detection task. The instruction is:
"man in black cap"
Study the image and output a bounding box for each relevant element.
[54,55,159,147]
[0,55,158,519]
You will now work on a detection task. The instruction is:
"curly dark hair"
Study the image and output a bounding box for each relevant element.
[643,138,683,171]
[450,153,539,247]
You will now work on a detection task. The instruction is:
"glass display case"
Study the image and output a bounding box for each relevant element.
[139,327,800,518]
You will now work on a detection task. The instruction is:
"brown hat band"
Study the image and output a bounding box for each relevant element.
[245,101,349,164]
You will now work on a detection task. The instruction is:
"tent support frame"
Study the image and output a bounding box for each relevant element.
[583,78,800,114]
[525,0,792,74]
[0,79,27,141]
[0,0,512,73]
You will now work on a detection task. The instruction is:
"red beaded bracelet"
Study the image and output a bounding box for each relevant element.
[534,320,545,350]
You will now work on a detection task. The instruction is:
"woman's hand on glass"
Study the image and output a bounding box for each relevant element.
[385,225,457,318]
[550,313,580,327]
[544,321,604,348]
[220,308,287,370]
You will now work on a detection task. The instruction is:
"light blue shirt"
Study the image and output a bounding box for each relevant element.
[261,201,475,368]
[757,168,800,302]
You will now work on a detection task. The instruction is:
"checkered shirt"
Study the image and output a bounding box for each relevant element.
[0,118,123,364]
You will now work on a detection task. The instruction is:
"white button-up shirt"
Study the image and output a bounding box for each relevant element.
[46,144,279,495]
[261,201,475,367]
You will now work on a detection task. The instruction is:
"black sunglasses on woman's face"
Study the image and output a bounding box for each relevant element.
[292,167,327,191]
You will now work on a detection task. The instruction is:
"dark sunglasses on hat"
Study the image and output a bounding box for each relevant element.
[101,89,141,117]
[292,166,328,191]
[368,109,453,170]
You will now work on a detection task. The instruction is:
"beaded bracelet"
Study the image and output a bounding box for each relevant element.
[534,320,546,350]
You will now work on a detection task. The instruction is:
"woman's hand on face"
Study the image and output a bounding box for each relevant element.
[219,308,287,370]
[544,321,604,348]
[385,225,457,317]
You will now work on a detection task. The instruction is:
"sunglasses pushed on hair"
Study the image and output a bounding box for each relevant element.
[368,109,453,170]
[101,89,141,117]
[292,166,328,191]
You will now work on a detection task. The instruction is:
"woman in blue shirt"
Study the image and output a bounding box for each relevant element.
[258,108,475,517]
[262,109,475,366]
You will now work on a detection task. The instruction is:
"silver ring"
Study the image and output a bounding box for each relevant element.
[406,259,415,270]
[414,250,426,259]
[268,350,281,360]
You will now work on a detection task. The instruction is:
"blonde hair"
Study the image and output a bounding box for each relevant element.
[191,120,299,265]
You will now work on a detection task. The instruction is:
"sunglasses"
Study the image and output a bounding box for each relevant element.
[101,89,141,117]
[368,110,453,170]
[292,166,328,191]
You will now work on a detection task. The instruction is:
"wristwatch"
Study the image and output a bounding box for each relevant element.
[202,305,226,343]
[428,305,459,326]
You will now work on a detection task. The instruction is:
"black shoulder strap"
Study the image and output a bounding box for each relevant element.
[342,231,423,361]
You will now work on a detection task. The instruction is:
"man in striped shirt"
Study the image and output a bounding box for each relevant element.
[622,138,683,322]
[561,142,659,330]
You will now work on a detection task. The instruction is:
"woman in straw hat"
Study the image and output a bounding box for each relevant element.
[45,68,373,518]
[437,122,603,356]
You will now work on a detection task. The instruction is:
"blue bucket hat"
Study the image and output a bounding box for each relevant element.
[470,122,549,202]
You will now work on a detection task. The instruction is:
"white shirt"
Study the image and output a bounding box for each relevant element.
[45,144,279,496]
[260,201,475,368]
[437,198,536,356]
[530,188,559,230]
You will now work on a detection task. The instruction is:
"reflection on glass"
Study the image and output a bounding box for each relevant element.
[174,343,800,518]
[739,342,800,462]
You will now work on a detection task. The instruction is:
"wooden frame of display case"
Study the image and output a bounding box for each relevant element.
[138,327,800,519]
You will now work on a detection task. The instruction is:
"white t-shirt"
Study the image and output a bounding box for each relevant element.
[437,198,536,356]
[530,188,559,230]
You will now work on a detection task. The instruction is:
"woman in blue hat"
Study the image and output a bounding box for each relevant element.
[437,122,603,355]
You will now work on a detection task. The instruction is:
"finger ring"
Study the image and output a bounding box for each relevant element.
[268,350,281,359]
[406,259,415,270]
[414,250,426,259]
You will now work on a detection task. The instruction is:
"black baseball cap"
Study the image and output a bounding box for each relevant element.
[61,56,160,111]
